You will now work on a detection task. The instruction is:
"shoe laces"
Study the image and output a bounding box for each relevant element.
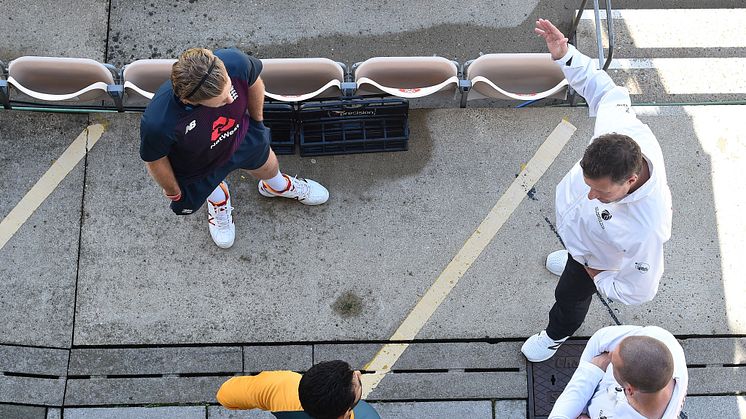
[211,202,233,228]
[288,175,310,199]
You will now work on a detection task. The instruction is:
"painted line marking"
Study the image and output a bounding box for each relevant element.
[0,124,106,251]
[361,119,577,397]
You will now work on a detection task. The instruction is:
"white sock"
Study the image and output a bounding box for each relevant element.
[208,182,228,204]
[264,171,289,192]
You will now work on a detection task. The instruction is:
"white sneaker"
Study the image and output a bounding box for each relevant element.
[521,330,569,362]
[258,174,329,205]
[207,182,235,249]
[546,249,569,276]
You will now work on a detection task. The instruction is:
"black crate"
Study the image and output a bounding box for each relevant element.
[263,103,296,155]
[298,98,409,156]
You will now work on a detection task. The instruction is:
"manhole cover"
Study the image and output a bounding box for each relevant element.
[527,340,588,419]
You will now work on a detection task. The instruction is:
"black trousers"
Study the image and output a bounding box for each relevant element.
[545,253,598,340]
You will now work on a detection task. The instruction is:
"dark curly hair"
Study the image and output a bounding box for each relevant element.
[299,361,357,419]
[580,133,643,183]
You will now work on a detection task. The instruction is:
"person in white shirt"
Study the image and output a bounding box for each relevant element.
[549,325,688,419]
[521,19,673,362]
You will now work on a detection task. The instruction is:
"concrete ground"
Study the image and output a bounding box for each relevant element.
[1,1,745,418]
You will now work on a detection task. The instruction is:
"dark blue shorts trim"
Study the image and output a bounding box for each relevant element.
[170,120,271,215]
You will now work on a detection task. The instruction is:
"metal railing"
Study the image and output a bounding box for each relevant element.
[569,0,615,70]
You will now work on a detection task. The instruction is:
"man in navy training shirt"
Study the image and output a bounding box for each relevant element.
[140,48,328,248]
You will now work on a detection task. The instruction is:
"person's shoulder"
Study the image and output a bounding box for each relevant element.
[215,48,262,82]
[142,83,180,133]
[216,48,253,70]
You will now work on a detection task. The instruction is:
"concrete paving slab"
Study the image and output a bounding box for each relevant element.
[105,0,587,67]
[682,396,746,419]
[370,401,493,419]
[688,366,746,395]
[73,108,602,345]
[605,61,746,104]
[64,406,206,419]
[47,408,61,419]
[207,406,275,418]
[0,376,65,406]
[243,345,312,372]
[494,400,527,419]
[64,376,226,405]
[681,337,746,365]
[68,346,242,375]
[368,371,526,399]
[0,404,46,419]
[0,112,88,348]
[577,9,746,58]
[0,1,108,61]
[0,345,69,376]
[315,342,524,370]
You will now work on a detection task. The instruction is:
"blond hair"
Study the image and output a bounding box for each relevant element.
[171,48,228,101]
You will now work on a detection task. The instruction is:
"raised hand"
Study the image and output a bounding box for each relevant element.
[534,18,569,61]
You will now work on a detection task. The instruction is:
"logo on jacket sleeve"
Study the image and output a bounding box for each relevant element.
[635,262,650,273]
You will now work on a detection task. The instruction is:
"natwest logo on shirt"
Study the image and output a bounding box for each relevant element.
[210,116,239,149]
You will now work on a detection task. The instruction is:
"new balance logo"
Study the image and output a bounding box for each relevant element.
[185,120,196,134]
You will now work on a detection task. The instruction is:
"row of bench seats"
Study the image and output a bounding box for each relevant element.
[0,54,568,110]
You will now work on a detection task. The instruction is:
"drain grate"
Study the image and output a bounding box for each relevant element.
[527,340,588,419]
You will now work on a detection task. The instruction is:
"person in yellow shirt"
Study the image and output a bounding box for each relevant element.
[216,360,380,419]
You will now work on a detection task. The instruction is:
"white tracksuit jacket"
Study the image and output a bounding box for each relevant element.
[549,325,688,419]
[554,45,673,305]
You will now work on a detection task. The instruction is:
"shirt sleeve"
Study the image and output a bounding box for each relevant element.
[218,48,263,86]
[550,326,643,418]
[549,362,605,419]
[593,233,665,305]
[556,45,653,147]
[215,372,303,411]
[139,113,175,162]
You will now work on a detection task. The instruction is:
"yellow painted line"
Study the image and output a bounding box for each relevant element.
[0,124,106,251]
[361,119,577,397]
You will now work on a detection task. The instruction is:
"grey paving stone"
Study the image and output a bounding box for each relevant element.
[0,112,89,348]
[370,401,492,419]
[68,346,242,376]
[0,404,47,419]
[243,345,312,372]
[681,337,746,365]
[688,367,746,395]
[47,408,61,419]
[368,371,526,400]
[207,406,275,418]
[494,400,527,419]
[64,376,227,405]
[64,406,206,419]
[0,346,69,376]
[315,342,524,371]
[0,0,108,61]
[682,395,746,419]
[0,375,65,406]
[105,0,584,67]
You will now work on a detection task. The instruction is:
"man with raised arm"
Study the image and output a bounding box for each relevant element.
[549,325,688,419]
[521,19,673,362]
